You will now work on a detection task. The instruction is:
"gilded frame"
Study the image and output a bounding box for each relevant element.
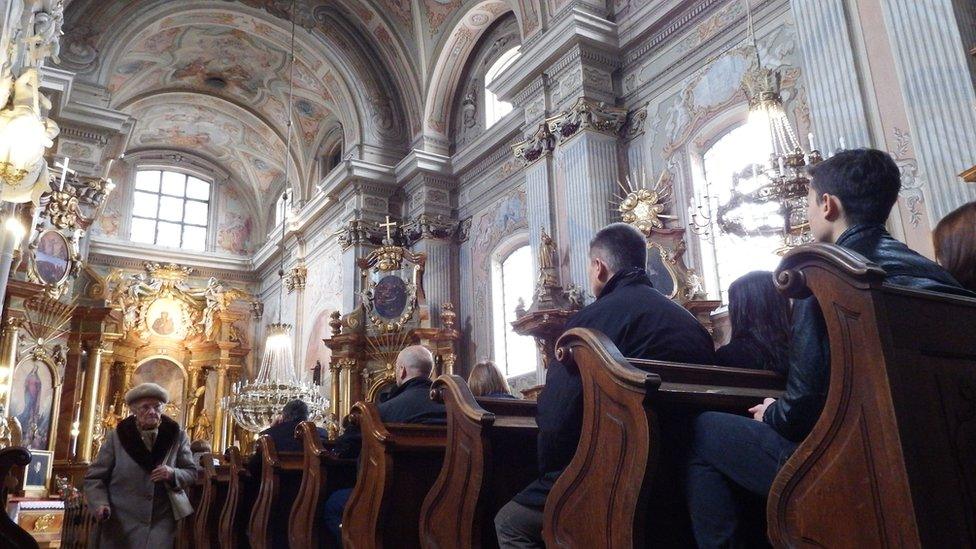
[27,229,80,299]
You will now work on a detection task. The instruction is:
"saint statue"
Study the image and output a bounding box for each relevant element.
[192,409,213,442]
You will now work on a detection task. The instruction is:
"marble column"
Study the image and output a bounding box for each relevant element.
[880,0,976,220]
[790,0,872,149]
[555,128,622,291]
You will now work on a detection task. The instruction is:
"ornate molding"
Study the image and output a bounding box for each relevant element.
[621,103,649,141]
[284,264,307,293]
[548,97,628,142]
[512,123,556,166]
[401,213,464,244]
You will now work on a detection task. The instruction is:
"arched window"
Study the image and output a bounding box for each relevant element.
[694,123,783,302]
[484,47,521,128]
[491,245,537,377]
[274,188,292,228]
[131,169,210,251]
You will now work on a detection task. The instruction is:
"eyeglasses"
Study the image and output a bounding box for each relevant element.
[134,403,164,413]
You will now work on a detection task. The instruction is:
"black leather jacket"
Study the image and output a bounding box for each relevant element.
[763,224,973,441]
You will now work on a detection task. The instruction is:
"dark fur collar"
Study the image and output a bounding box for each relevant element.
[116,415,179,471]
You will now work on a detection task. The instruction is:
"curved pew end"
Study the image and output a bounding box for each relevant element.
[289,421,357,549]
[247,435,304,549]
[342,401,448,549]
[219,446,255,549]
[194,452,230,549]
[420,375,538,549]
[767,243,976,548]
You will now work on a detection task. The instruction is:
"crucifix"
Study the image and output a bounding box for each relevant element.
[380,215,397,241]
[54,156,75,192]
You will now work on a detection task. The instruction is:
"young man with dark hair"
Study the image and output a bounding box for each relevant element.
[495,222,717,548]
[685,149,972,548]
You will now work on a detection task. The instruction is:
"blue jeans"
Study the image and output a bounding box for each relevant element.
[686,412,797,549]
[324,488,352,547]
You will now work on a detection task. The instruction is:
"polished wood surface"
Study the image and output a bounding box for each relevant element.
[342,401,447,549]
[247,436,304,549]
[420,376,538,549]
[288,421,357,549]
[194,453,230,549]
[541,329,787,548]
[219,446,255,549]
[767,243,976,547]
[175,462,204,549]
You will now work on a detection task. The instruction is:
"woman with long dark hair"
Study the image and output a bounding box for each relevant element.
[715,271,790,374]
[933,201,976,292]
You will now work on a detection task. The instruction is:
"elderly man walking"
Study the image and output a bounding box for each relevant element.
[84,382,199,548]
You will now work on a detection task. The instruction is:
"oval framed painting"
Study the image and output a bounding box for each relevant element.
[373,275,409,319]
[35,230,71,286]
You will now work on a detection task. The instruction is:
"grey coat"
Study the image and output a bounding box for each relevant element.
[84,415,198,549]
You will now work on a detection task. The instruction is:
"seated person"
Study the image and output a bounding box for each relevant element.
[247,399,326,478]
[190,439,212,482]
[933,201,976,292]
[323,345,446,545]
[468,360,516,398]
[495,222,717,548]
[714,271,790,374]
[686,149,973,548]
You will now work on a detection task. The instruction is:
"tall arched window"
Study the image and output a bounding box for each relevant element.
[694,123,783,302]
[491,245,537,377]
[484,47,521,128]
[131,169,210,251]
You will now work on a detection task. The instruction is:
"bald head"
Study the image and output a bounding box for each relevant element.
[395,345,434,385]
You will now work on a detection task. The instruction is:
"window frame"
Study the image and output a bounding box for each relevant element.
[130,168,213,252]
[490,239,538,378]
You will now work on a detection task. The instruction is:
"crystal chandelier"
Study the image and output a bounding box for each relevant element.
[222,0,327,433]
[715,1,822,252]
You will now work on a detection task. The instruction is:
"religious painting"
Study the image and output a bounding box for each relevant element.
[35,230,71,286]
[646,244,678,299]
[146,298,187,339]
[23,449,53,496]
[373,275,409,319]
[9,360,55,450]
[132,358,186,424]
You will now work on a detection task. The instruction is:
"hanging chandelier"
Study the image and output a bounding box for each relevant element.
[222,0,328,433]
[715,1,822,252]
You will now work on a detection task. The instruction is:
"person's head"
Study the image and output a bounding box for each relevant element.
[190,439,212,455]
[281,399,309,422]
[727,271,791,374]
[125,383,169,430]
[805,148,901,243]
[467,361,512,397]
[394,345,434,386]
[933,201,976,292]
[588,223,647,297]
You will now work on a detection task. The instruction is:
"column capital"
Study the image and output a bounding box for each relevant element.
[548,97,628,144]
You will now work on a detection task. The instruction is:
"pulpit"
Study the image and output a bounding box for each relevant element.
[326,227,459,420]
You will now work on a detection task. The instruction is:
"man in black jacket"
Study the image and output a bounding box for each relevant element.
[247,399,327,478]
[685,149,973,548]
[323,344,446,544]
[495,222,717,548]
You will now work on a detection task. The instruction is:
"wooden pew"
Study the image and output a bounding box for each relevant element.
[60,484,87,549]
[766,244,976,547]
[543,328,786,548]
[0,447,37,549]
[342,401,448,549]
[176,457,205,549]
[420,376,538,549]
[288,421,357,549]
[247,436,304,549]
[194,453,230,549]
[219,446,256,549]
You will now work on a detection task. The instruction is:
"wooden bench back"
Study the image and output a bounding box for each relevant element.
[288,421,357,549]
[218,446,254,549]
[767,243,976,547]
[176,457,204,549]
[543,329,787,548]
[420,375,538,549]
[194,453,230,549]
[247,435,304,549]
[342,401,447,549]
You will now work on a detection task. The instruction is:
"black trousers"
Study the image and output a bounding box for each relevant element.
[686,411,797,549]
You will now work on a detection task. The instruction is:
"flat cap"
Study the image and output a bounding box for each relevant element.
[125,382,170,405]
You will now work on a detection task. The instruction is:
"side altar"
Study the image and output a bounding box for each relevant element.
[325,222,459,420]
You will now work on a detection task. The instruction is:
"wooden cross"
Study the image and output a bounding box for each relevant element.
[380,215,397,241]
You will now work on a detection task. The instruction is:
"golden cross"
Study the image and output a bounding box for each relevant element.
[380,216,397,240]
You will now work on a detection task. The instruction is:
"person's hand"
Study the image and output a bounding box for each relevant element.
[748,398,777,421]
[94,505,111,522]
[150,465,174,483]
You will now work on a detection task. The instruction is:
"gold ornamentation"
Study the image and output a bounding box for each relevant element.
[616,171,677,236]
[33,513,56,532]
